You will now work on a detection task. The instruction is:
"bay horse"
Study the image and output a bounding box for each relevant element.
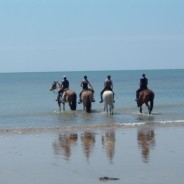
[50,81,77,111]
[102,90,114,115]
[81,89,94,113]
[137,89,155,114]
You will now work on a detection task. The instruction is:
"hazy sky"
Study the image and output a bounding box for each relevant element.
[0,0,184,73]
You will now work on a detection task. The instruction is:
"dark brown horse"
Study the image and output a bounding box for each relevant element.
[81,89,93,113]
[137,89,155,114]
[50,81,77,111]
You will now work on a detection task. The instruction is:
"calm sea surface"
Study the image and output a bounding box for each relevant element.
[0,69,184,131]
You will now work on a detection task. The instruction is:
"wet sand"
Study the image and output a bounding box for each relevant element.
[0,125,184,184]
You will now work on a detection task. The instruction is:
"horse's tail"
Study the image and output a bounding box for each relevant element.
[86,95,91,113]
[149,92,155,112]
[70,93,77,110]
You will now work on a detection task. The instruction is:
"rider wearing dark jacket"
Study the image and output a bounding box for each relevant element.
[136,73,148,100]
[99,75,115,103]
[57,76,69,101]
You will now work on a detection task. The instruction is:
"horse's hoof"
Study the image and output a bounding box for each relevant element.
[78,101,81,104]
[99,100,103,103]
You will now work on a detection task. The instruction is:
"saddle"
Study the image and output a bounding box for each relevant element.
[63,88,69,92]
[82,88,94,93]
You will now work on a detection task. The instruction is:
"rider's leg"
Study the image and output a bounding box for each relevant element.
[78,91,82,104]
[89,89,95,102]
[136,89,140,101]
[56,90,62,101]
[99,89,104,103]
[92,92,95,102]
[113,91,115,103]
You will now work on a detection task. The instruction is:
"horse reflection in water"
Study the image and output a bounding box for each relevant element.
[102,130,116,163]
[53,131,117,162]
[81,132,96,160]
[53,133,78,160]
[137,127,155,163]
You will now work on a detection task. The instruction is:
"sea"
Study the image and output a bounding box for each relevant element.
[0,69,184,132]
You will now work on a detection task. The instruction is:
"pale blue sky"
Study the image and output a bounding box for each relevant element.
[0,0,184,72]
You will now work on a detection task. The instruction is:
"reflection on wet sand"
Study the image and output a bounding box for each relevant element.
[137,126,155,163]
[81,132,96,160]
[102,130,116,163]
[53,127,155,163]
[53,133,78,160]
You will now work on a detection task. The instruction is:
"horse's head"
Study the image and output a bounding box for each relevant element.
[50,81,58,91]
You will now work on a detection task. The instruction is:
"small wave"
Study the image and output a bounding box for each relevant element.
[155,119,184,126]
[0,120,184,135]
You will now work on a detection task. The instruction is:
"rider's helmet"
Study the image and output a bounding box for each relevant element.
[84,75,87,79]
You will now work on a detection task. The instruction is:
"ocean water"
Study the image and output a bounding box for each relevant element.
[0,69,184,131]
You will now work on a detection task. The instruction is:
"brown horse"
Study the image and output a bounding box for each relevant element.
[137,89,155,114]
[81,90,93,113]
[50,81,77,111]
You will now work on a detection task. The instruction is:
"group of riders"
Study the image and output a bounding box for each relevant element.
[56,73,149,104]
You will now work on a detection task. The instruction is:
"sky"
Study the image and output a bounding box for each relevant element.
[0,0,184,73]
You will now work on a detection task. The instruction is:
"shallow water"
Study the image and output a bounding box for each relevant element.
[0,69,184,131]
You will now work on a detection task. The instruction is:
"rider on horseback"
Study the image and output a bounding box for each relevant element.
[78,75,95,104]
[135,73,148,101]
[56,76,69,101]
[99,75,115,103]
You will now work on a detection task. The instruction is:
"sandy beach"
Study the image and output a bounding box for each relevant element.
[0,125,184,184]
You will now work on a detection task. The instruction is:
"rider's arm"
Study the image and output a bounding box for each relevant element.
[111,80,113,90]
[80,81,83,87]
[88,80,93,89]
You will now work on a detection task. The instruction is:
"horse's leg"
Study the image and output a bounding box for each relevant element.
[110,105,113,115]
[104,103,108,114]
[58,102,61,111]
[145,102,150,114]
[63,103,65,111]
[139,105,142,113]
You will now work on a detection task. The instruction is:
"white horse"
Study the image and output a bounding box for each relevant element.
[102,90,114,115]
